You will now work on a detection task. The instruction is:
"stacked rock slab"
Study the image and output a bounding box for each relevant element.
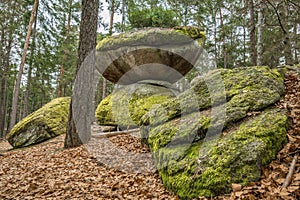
[95,27,205,127]
[7,97,70,148]
[95,26,205,85]
[140,66,288,198]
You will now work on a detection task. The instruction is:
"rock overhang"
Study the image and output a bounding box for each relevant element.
[96,27,206,85]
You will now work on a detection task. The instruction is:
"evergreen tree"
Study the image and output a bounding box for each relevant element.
[65,0,99,148]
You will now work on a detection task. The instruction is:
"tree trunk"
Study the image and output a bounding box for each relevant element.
[121,0,126,31]
[257,0,263,66]
[213,12,218,66]
[9,0,39,131]
[102,78,107,99]
[249,0,257,66]
[280,2,293,65]
[24,2,39,117]
[219,8,227,68]
[0,78,7,138]
[58,0,73,97]
[0,0,19,137]
[65,0,99,148]
[294,20,299,64]
[243,25,247,66]
[0,27,5,138]
[109,0,115,36]
[102,0,115,100]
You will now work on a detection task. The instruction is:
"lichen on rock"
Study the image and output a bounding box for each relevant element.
[7,97,70,148]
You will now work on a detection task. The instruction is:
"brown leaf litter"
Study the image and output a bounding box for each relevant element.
[0,69,299,199]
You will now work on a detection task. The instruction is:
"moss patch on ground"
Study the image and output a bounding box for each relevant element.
[7,97,70,148]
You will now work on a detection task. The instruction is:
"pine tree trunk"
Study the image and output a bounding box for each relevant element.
[219,8,227,68]
[249,0,257,66]
[9,0,39,131]
[294,20,299,64]
[65,0,99,148]
[0,27,5,138]
[213,12,218,66]
[102,78,107,99]
[280,2,293,65]
[58,0,73,97]
[257,0,263,66]
[102,0,115,99]
[0,0,17,137]
[0,78,7,138]
[121,0,126,31]
[109,0,115,36]
[24,3,39,118]
[243,25,247,66]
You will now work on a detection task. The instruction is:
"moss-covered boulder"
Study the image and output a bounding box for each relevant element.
[140,66,288,198]
[7,97,70,148]
[141,66,285,127]
[96,26,206,85]
[95,81,178,128]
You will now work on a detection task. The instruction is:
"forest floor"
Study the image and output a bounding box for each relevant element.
[0,70,299,200]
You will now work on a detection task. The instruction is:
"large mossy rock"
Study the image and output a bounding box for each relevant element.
[140,66,288,198]
[96,26,206,85]
[7,97,70,148]
[95,81,178,128]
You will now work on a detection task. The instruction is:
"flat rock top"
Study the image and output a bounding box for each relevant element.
[96,27,206,51]
[95,27,206,85]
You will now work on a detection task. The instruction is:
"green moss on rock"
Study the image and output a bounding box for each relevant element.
[96,27,205,51]
[7,97,70,148]
[139,66,288,198]
[95,82,177,128]
[151,109,288,198]
[141,66,285,126]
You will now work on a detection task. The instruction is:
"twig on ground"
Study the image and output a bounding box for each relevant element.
[92,128,140,139]
[282,154,298,188]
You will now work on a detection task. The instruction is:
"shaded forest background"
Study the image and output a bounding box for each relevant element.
[0,0,299,138]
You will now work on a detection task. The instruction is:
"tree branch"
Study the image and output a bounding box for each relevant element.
[286,0,300,9]
[92,128,140,139]
[265,0,287,34]
[282,154,298,188]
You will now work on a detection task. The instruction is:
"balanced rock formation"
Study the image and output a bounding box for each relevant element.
[140,66,288,198]
[7,97,70,148]
[96,26,205,85]
[96,80,178,129]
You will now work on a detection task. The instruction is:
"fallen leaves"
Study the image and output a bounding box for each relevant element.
[0,135,177,199]
[229,70,300,200]
[0,69,299,199]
